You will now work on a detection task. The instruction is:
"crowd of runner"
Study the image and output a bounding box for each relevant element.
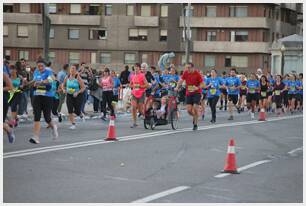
[3,58,303,144]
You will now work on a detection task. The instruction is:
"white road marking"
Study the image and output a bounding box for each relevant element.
[205,193,235,201]
[214,160,272,178]
[4,115,302,159]
[103,175,147,183]
[288,147,303,155]
[131,186,190,203]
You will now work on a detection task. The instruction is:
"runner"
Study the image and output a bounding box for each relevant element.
[287,74,297,114]
[9,65,25,127]
[246,73,260,120]
[219,71,228,111]
[62,64,86,130]
[176,63,204,130]
[29,60,58,144]
[100,68,115,121]
[200,71,207,120]
[111,70,121,117]
[224,68,241,120]
[57,63,69,122]
[282,74,290,112]
[205,69,223,123]
[3,73,16,143]
[238,73,247,112]
[273,75,285,116]
[259,75,269,116]
[51,74,61,122]
[296,73,303,112]
[267,73,275,113]
[130,63,149,128]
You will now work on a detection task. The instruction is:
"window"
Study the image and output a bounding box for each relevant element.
[70,4,81,14]
[19,51,29,60]
[206,6,216,17]
[3,25,8,36]
[17,25,28,37]
[49,4,57,13]
[161,5,168,17]
[160,29,167,41]
[141,5,151,16]
[181,54,192,65]
[184,6,193,16]
[141,54,148,64]
[230,6,248,17]
[91,52,96,64]
[48,52,55,62]
[69,52,80,64]
[49,28,54,39]
[232,56,248,67]
[127,5,134,16]
[128,29,148,41]
[125,53,136,64]
[205,55,216,67]
[4,4,13,13]
[207,31,216,41]
[69,29,80,39]
[5,50,11,60]
[100,53,111,64]
[105,4,112,16]
[20,4,30,13]
[89,28,107,40]
[89,4,100,15]
[235,31,248,41]
[225,56,231,67]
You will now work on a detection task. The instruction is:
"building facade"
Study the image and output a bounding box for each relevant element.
[3,3,302,73]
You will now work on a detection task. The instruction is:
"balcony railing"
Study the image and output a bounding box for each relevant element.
[134,16,159,27]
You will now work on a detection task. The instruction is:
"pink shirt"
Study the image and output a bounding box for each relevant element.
[131,73,146,98]
[100,76,113,91]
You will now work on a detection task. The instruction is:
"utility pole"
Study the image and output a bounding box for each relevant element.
[184,3,191,65]
[42,3,51,61]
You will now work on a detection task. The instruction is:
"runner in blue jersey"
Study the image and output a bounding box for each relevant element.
[111,70,121,116]
[246,73,260,119]
[296,73,303,112]
[205,69,224,123]
[29,59,58,144]
[224,68,241,120]
[50,74,61,122]
[287,74,297,114]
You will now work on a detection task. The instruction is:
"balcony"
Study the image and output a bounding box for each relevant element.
[192,41,271,53]
[179,17,270,28]
[49,15,100,26]
[134,16,159,27]
[4,13,42,24]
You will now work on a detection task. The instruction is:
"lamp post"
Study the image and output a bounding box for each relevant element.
[280,45,285,75]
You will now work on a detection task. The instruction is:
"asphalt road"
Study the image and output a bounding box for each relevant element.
[3,109,303,203]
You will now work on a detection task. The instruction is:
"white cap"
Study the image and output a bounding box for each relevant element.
[141,63,148,69]
[257,68,262,73]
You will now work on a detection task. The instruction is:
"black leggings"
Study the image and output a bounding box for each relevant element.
[52,98,59,116]
[3,92,9,122]
[101,90,114,117]
[33,95,53,123]
[208,96,219,121]
[10,92,22,113]
[66,93,83,116]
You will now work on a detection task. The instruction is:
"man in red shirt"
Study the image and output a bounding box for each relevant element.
[176,63,204,130]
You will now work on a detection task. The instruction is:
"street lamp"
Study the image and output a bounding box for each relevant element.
[280,44,285,75]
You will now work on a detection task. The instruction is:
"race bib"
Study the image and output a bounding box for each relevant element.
[261,91,267,97]
[249,88,255,94]
[275,90,281,96]
[210,88,216,95]
[134,84,140,90]
[290,86,295,91]
[68,88,75,94]
[170,82,176,88]
[241,85,246,90]
[188,85,194,92]
[36,85,46,95]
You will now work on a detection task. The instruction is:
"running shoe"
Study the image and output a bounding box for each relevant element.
[251,112,255,120]
[210,119,216,124]
[7,130,15,143]
[228,115,234,120]
[130,123,138,128]
[52,124,59,140]
[101,116,107,121]
[202,114,205,120]
[58,114,62,123]
[29,137,40,144]
[69,124,76,130]
[237,107,241,114]
[193,124,198,131]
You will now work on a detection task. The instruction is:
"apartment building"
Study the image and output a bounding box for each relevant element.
[3,3,302,73]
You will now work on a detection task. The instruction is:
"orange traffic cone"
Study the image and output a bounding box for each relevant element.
[222,138,239,174]
[258,108,266,121]
[105,116,117,141]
